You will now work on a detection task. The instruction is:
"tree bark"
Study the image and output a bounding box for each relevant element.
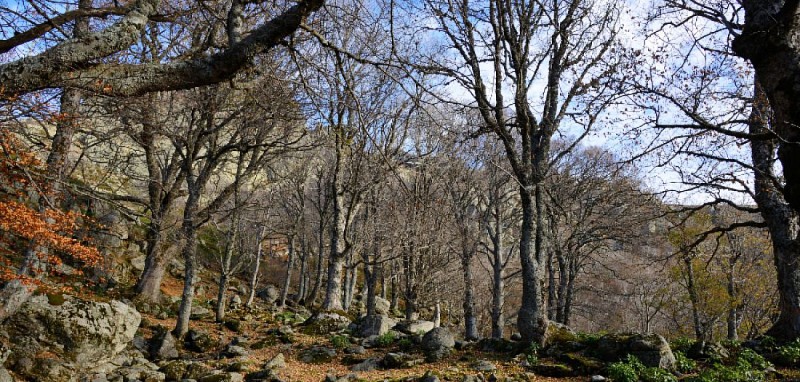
[280,236,295,307]
[246,226,266,308]
[746,77,800,340]
[517,186,548,343]
[462,251,479,340]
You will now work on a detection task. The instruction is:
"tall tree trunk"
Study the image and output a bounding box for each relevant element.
[216,223,238,322]
[322,141,346,310]
[517,186,548,343]
[683,256,704,341]
[136,216,168,302]
[390,260,399,312]
[726,261,738,341]
[556,252,568,324]
[174,190,199,337]
[462,251,479,340]
[365,257,378,316]
[746,77,800,340]
[297,240,308,303]
[307,220,326,306]
[434,300,441,328]
[246,226,265,308]
[280,237,295,307]
[547,251,557,321]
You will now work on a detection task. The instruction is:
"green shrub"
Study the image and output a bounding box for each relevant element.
[608,361,638,382]
[777,338,800,366]
[330,335,350,349]
[639,367,677,382]
[376,331,396,347]
[577,332,604,347]
[525,343,540,366]
[737,348,771,370]
[674,351,697,373]
[397,338,414,351]
[608,355,644,382]
[670,337,696,353]
[688,363,765,382]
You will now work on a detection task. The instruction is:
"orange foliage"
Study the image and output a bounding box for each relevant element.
[0,130,101,289]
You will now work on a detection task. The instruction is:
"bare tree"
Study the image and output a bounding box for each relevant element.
[410,0,622,342]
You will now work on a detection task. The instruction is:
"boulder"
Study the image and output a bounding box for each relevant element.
[472,360,496,372]
[357,315,397,337]
[595,333,676,370]
[150,330,180,360]
[381,352,418,369]
[421,327,455,362]
[256,285,280,304]
[350,358,381,372]
[185,330,217,352]
[394,320,435,335]
[541,321,578,347]
[301,313,352,335]
[299,346,337,364]
[374,297,391,315]
[264,353,286,370]
[3,295,140,380]
[230,294,243,310]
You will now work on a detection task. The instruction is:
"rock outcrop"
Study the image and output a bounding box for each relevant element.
[2,294,141,381]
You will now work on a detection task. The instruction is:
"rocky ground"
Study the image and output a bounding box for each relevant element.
[0,263,795,382]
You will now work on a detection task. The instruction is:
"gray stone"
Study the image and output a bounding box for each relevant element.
[344,346,366,355]
[590,376,607,382]
[0,369,12,382]
[472,360,496,372]
[191,307,212,319]
[421,327,455,362]
[131,255,147,272]
[299,347,337,364]
[420,371,440,382]
[380,353,414,369]
[264,353,285,370]
[394,320,435,335]
[222,345,249,358]
[596,333,676,370]
[350,358,380,372]
[256,285,280,304]
[230,295,243,309]
[3,295,140,379]
[374,297,391,316]
[151,331,180,360]
[185,330,217,353]
[357,315,397,337]
[301,313,351,335]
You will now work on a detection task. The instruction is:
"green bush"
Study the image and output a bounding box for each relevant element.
[670,337,696,353]
[608,355,644,382]
[375,331,396,347]
[525,343,540,366]
[397,338,414,351]
[608,362,638,382]
[737,348,771,370]
[777,338,800,366]
[674,351,697,374]
[688,363,765,382]
[639,367,677,382]
[330,335,350,349]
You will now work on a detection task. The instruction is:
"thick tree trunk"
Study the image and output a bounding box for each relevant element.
[307,220,325,306]
[280,237,295,307]
[746,77,800,340]
[462,252,479,340]
[365,261,378,316]
[216,273,229,322]
[434,301,441,328]
[136,219,168,303]
[517,186,548,343]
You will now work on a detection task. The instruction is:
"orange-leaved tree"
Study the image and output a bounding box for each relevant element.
[0,130,101,291]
